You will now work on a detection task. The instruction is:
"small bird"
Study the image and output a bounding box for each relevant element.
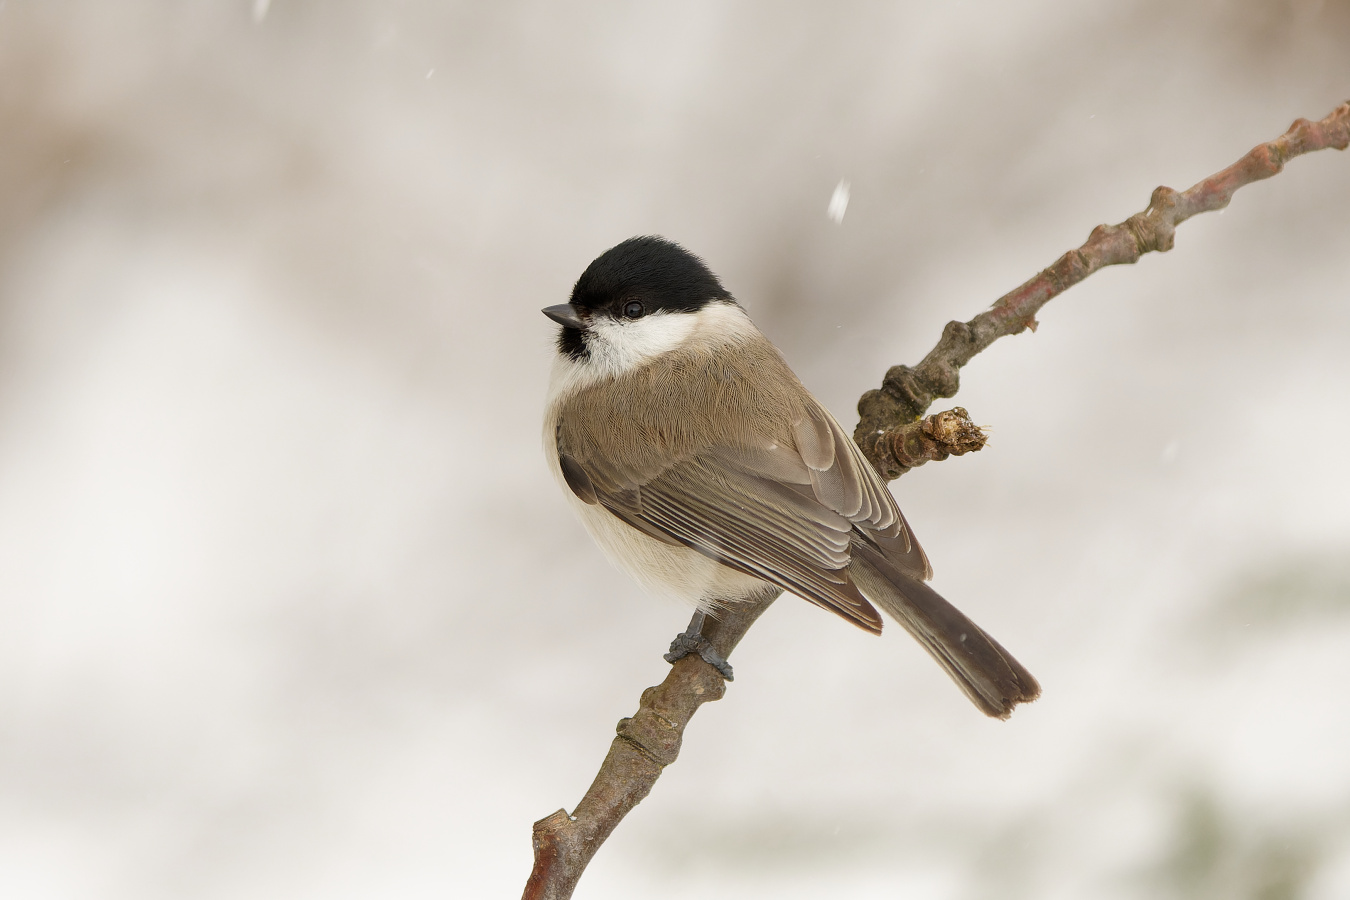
[543,236,1039,718]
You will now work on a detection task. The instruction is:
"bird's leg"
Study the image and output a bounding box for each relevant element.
[663,609,734,681]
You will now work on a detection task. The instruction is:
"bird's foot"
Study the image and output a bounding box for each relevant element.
[663,612,733,680]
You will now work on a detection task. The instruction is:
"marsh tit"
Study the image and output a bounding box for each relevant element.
[543,236,1038,718]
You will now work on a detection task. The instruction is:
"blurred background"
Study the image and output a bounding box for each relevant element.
[1,2,1348,897]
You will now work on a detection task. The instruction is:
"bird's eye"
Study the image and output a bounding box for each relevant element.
[622,300,645,319]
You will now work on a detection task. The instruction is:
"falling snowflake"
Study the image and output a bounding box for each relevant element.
[827,179,850,224]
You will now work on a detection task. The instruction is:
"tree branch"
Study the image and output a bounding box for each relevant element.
[855,100,1350,477]
[523,595,778,900]
[523,99,1350,900]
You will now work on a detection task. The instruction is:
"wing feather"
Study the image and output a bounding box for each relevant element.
[555,381,928,632]
[598,457,882,631]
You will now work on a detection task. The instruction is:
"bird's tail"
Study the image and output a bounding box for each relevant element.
[850,543,1040,719]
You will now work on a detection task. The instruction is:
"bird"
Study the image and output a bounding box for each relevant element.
[542,236,1039,718]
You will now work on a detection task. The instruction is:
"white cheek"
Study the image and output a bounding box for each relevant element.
[547,302,761,404]
[585,312,699,375]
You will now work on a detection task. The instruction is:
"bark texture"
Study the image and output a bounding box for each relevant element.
[523,597,776,900]
[855,101,1350,478]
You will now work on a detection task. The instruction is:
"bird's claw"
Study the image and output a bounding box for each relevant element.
[664,629,734,681]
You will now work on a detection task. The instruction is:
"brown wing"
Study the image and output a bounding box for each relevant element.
[560,443,883,632]
[789,401,932,582]
[556,394,930,633]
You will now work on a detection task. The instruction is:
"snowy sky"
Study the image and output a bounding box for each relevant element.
[1,2,1348,898]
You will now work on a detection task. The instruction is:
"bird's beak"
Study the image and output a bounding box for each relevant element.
[542,303,585,329]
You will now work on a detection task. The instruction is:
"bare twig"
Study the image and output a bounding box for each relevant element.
[523,100,1350,900]
[869,406,988,481]
[855,100,1350,477]
[524,596,778,900]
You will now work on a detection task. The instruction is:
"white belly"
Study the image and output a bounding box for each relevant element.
[561,481,765,610]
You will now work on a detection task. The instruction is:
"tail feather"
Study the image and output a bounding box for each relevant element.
[850,543,1040,719]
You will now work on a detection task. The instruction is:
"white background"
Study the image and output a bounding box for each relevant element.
[1,2,1348,898]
